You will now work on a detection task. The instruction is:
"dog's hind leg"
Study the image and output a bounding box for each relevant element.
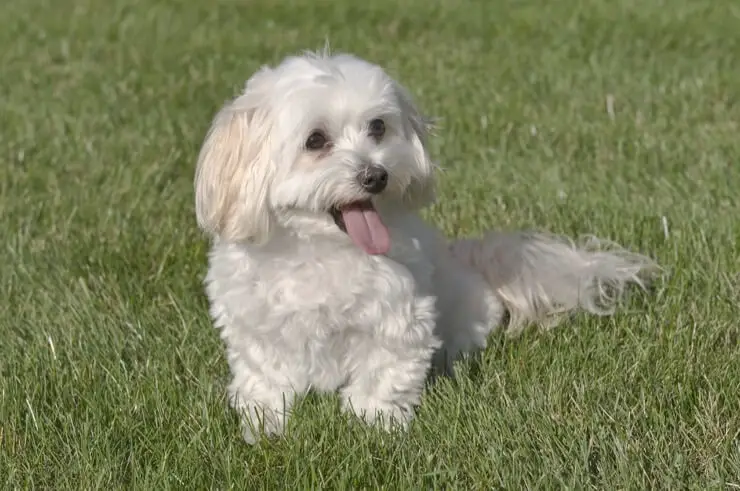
[430,251,507,375]
[448,231,660,334]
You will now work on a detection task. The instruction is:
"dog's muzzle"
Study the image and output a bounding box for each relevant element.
[357,164,388,194]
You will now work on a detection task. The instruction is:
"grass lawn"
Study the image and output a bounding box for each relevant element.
[2,0,739,487]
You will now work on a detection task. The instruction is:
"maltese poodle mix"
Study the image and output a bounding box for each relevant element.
[194,51,656,443]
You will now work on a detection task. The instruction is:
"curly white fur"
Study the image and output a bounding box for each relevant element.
[194,51,658,443]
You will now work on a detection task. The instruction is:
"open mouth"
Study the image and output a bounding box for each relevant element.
[329,201,391,255]
[330,206,348,232]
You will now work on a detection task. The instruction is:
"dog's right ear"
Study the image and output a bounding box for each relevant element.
[194,69,275,244]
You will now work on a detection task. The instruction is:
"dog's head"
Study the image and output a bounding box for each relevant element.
[194,52,436,254]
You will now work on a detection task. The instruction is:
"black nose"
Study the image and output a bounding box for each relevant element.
[358,165,389,194]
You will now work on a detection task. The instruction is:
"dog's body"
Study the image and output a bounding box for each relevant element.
[195,51,656,443]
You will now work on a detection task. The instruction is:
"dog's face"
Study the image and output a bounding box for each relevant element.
[194,52,436,254]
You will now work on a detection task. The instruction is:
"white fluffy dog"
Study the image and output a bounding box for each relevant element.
[194,51,657,443]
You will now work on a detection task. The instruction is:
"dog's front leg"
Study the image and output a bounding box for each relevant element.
[340,295,440,431]
[226,356,302,444]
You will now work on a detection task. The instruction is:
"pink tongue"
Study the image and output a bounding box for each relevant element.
[341,203,390,255]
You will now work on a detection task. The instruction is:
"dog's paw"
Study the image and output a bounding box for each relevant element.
[342,396,415,431]
[237,405,288,444]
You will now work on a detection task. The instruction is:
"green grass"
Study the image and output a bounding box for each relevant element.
[1,0,739,488]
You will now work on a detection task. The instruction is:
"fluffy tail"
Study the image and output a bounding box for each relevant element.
[449,231,660,334]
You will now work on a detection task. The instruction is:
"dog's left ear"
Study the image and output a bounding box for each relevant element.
[394,83,437,209]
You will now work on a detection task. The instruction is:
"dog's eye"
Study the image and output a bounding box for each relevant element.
[305,130,329,151]
[368,118,385,140]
